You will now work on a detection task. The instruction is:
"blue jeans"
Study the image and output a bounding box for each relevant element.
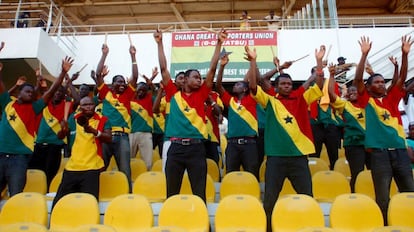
[102,133,131,192]
[371,148,414,224]
[0,153,31,198]
[263,155,313,232]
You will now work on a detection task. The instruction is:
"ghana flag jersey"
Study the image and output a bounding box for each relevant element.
[98,83,135,133]
[221,91,258,138]
[36,100,71,145]
[153,96,167,134]
[0,92,46,154]
[253,85,322,156]
[331,97,365,146]
[66,112,111,171]
[165,83,210,139]
[130,93,153,133]
[359,87,406,149]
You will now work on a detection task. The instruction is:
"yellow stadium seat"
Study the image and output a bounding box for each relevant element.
[58,157,69,173]
[215,194,266,232]
[75,224,117,232]
[319,145,330,166]
[279,179,297,198]
[259,160,266,182]
[158,194,209,232]
[330,193,384,232]
[147,226,189,232]
[333,157,351,179]
[297,227,337,232]
[207,158,220,182]
[50,193,100,232]
[0,222,48,232]
[272,194,325,232]
[0,192,48,226]
[220,171,260,200]
[49,171,63,193]
[308,158,329,176]
[23,169,47,194]
[107,156,118,171]
[153,150,161,163]
[133,171,166,202]
[179,172,216,203]
[104,194,153,232]
[130,158,148,182]
[151,159,163,172]
[99,171,129,201]
[312,171,350,202]
[372,226,414,232]
[355,170,398,199]
[388,192,414,227]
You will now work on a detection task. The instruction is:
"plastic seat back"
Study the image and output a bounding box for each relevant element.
[272,194,325,232]
[179,172,216,203]
[0,192,48,226]
[355,170,398,199]
[312,170,350,202]
[388,192,414,227]
[133,171,166,202]
[130,158,148,182]
[220,171,260,200]
[330,193,384,232]
[23,169,47,194]
[333,157,351,179]
[158,194,209,232]
[215,194,266,232]
[0,222,48,232]
[207,158,220,182]
[104,194,153,231]
[50,193,100,232]
[308,158,329,176]
[99,170,129,201]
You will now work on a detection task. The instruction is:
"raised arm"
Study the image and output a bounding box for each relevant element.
[129,45,138,88]
[386,56,399,92]
[396,35,413,90]
[154,30,171,86]
[353,36,372,94]
[152,83,164,114]
[216,54,229,95]
[96,44,109,87]
[42,56,74,103]
[205,29,228,89]
[314,45,326,89]
[328,64,338,103]
[245,46,258,94]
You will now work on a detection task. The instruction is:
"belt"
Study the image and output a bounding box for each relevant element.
[170,138,203,145]
[228,137,257,145]
[112,131,129,136]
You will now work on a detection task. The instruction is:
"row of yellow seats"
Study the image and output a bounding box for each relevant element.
[2,192,414,232]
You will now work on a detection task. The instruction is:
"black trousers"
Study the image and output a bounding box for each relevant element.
[226,138,260,181]
[310,123,340,170]
[165,142,207,202]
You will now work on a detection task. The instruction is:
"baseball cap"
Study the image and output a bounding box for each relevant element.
[337,56,346,62]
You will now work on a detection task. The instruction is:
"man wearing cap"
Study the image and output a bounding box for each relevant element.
[335,56,350,83]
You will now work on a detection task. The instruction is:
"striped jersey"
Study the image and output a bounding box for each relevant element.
[165,83,210,139]
[36,100,71,145]
[221,91,258,138]
[331,97,365,146]
[98,83,135,133]
[0,92,46,154]
[359,87,406,149]
[253,85,322,156]
[65,112,111,171]
[130,93,153,133]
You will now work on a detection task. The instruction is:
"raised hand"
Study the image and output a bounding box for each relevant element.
[328,63,336,76]
[153,30,162,43]
[16,76,27,86]
[244,45,257,61]
[401,35,413,54]
[220,54,229,66]
[388,56,398,66]
[315,45,326,61]
[358,36,372,55]
[151,67,159,81]
[62,56,74,73]
[101,44,109,55]
[218,28,228,44]
[71,72,80,82]
[129,45,136,55]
